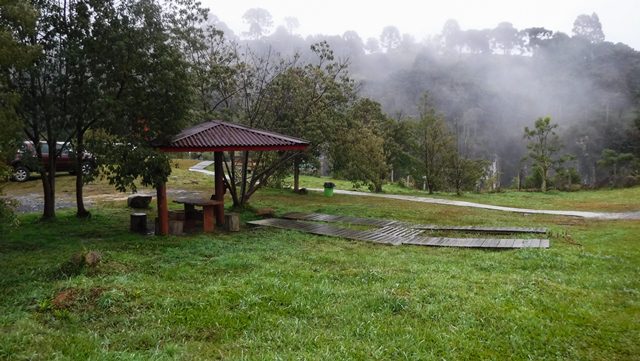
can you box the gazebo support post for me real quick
[214,151,225,225]
[293,154,300,192]
[156,182,169,236]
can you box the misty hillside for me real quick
[224,14,640,185]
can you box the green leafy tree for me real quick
[331,98,393,192]
[7,0,192,219]
[96,0,193,194]
[8,0,77,219]
[0,0,39,177]
[598,149,636,177]
[0,0,38,228]
[414,94,454,194]
[212,41,355,207]
[332,127,388,192]
[447,156,487,195]
[523,116,564,192]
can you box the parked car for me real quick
[11,141,95,182]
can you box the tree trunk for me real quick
[74,134,90,218]
[541,167,547,192]
[374,181,383,193]
[75,170,89,218]
[293,155,300,192]
[239,151,250,205]
[41,157,56,220]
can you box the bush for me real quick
[614,175,640,188]
[554,167,582,191]
[0,198,18,231]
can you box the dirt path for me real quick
[308,188,640,220]
[5,189,199,213]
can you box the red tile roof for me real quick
[157,121,309,152]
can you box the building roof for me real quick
[156,120,310,152]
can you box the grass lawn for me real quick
[1,182,639,360]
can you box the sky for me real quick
[202,0,640,50]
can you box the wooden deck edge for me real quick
[249,219,550,249]
[281,212,547,234]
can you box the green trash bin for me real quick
[323,182,335,197]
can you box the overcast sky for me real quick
[202,0,639,50]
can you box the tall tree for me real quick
[98,0,193,194]
[8,0,192,219]
[283,16,299,34]
[415,94,454,194]
[332,127,388,192]
[242,8,273,40]
[0,0,39,228]
[441,19,463,53]
[380,25,400,52]
[365,37,380,53]
[216,41,355,207]
[572,12,605,43]
[9,0,77,219]
[0,0,39,176]
[331,98,393,192]
[491,22,519,54]
[523,117,564,192]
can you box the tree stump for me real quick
[255,208,275,218]
[130,213,147,233]
[225,213,240,232]
[127,194,152,209]
[169,220,184,235]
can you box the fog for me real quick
[200,5,640,185]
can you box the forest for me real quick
[2,1,640,221]
[231,10,640,191]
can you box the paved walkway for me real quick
[184,161,639,221]
[307,188,640,220]
[188,160,215,175]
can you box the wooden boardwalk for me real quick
[248,218,550,249]
[282,212,548,234]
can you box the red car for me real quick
[11,141,95,182]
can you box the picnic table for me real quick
[173,198,223,233]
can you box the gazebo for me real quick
[154,120,310,235]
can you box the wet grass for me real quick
[1,188,639,360]
[289,175,640,212]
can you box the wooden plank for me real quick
[247,219,550,249]
[522,239,541,248]
[409,237,429,246]
[480,239,500,248]
[469,239,488,247]
[497,239,515,248]
[413,224,547,234]
[511,239,525,248]
[456,238,481,247]
[281,212,548,234]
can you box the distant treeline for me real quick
[226,10,640,188]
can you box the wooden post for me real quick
[202,205,215,233]
[214,151,225,226]
[293,154,300,192]
[130,213,147,234]
[156,182,169,236]
[225,213,240,231]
